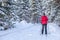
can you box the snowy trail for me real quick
[0,21,60,40]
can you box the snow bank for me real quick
[47,23,59,34]
[14,20,34,29]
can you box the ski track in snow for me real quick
[0,21,60,40]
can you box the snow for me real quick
[0,20,60,40]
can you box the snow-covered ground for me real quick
[0,20,60,40]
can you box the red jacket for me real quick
[40,16,48,24]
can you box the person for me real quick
[40,13,48,35]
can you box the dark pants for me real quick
[41,24,47,34]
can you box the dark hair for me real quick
[43,13,45,15]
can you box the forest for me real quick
[0,0,60,30]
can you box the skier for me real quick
[40,13,48,35]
